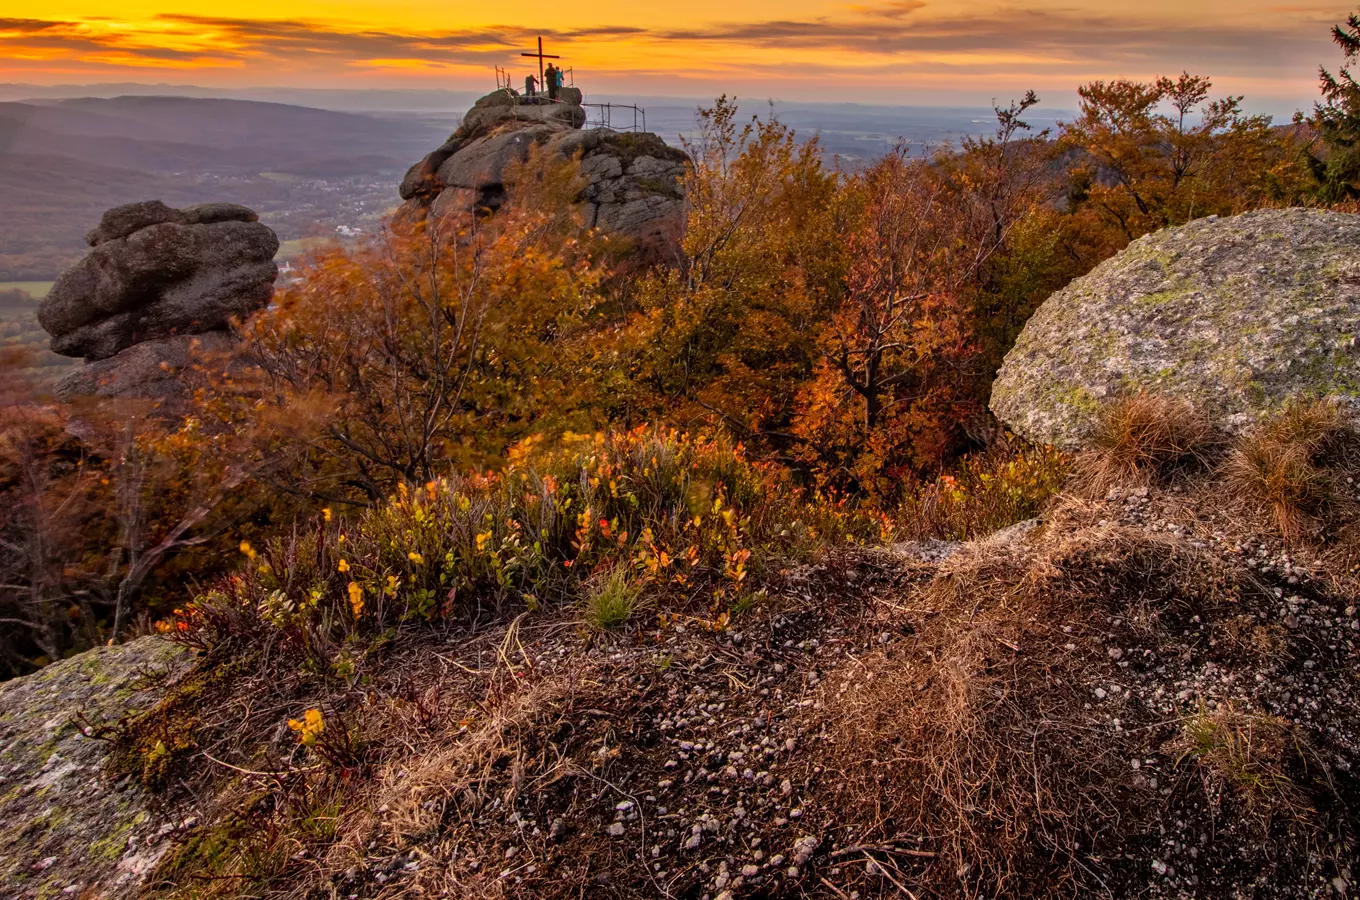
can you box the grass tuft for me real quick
[1077,393,1214,493]
[583,567,642,630]
[1176,704,1312,816]
[1223,401,1358,544]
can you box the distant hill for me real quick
[0,83,483,114]
[0,97,444,173]
[0,96,453,280]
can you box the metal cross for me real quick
[520,36,561,91]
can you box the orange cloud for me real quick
[0,2,1343,108]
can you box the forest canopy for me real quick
[0,60,1345,677]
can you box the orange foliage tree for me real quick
[0,346,277,673]
[624,97,848,462]
[235,153,607,506]
[1059,73,1306,243]
[790,149,977,497]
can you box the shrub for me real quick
[899,437,1071,540]
[583,567,642,630]
[165,427,885,660]
[1077,393,1214,492]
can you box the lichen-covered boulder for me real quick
[990,208,1360,448]
[0,638,194,899]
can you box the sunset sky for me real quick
[1,2,1352,111]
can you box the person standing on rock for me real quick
[525,74,537,97]
[545,63,560,101]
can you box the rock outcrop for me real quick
[0,637,193,899]
[39,200,278,405]
[991,208,1360,448]
[398,90,689,263]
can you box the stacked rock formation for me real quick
[39,200,279,404]
[398,89,689,262]
[990,208,1360,448]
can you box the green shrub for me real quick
[583,567,642,630]
[898,438,1071,540]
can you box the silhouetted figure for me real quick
[525,74,537,96]
[545,63,560,101]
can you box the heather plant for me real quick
[166,426,886,661]
[898,438,1071,540]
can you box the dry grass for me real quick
[1223,401,1360,544]
[1218,614,1294,665]
[324,678,582,898]
[1076,393,1215,493]
[120,464,1360,899]
[812,522,1291,896]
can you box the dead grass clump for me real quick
[1026,524,1246,626]
[326,676,582,898]
[1218,614,1294,665]
[813,526,1260,896]
[1224,401,1360,544]
[1076,393,1214,493]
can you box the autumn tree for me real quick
[1060,73,1299,242]
[238,151,606,505]
[788,149,978,496]
[625,97,848,459]
[938,92,1079,380]
[0,346,275,673]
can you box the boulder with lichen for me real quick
[0,637,194,899]
[991,208,1360,448]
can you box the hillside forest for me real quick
[9,28,1360,676]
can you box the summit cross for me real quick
[520,36,561,91]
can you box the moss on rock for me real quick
[991,209,1360,448]
[0,638,192,898]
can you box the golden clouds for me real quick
[0,2,1342,104]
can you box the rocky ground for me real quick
[3,467,1358,899]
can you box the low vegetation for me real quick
[1223,401,1360,543]
[168,426,887,664]
[1076,392,1215,492]
[8,10,1360,897]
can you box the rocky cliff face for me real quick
[991,208,1360,448]
[398,90,689,263]
[39,200,278,406]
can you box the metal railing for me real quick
[495,66,575,97]
[582,102,647,133]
